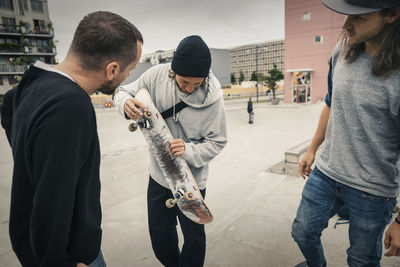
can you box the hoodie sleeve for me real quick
[114,65,160,118]
[182,99,227,168]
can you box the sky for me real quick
[47,0,285,62]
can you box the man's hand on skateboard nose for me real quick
[169,139,185,157]
[124,97,147,120]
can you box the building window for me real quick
[31,0,43,12]
[18,0,28,15]
[8,75,18,85]
[1,17,16,33]
[302,11,310,21]
[314,35,323,43]
[33,19,46,33]
[37,39,50,52]
[0,0,13,9]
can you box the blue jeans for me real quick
[89,250,106,267]
[248,112,253,122]
[292,167,396,267]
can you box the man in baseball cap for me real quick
[323,0,399,15]
[292,1,400,266]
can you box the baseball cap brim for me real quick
[322,0,382,15]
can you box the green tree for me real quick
[265,64,284,100]
[230,73,236,84]
[239,71,245,84]
[258,73,266,82]
[250,71,258,81]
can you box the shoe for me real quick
[393,206,399,213]
[294,261,307,267]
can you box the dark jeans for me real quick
[89,250,106,267]
[291,167,396,267]
[147,177,206,267]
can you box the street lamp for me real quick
[255,45,259,102]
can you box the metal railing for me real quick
[0,45,24,53]
[0,24,52,36]
[0,64,29,73]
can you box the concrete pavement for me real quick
[0,101,399,266]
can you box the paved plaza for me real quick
[0,100,399,266]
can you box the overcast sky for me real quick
[47,0,284,62]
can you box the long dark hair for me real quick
[341,8,400,77]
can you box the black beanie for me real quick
[171,35,212,78]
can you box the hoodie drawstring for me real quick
[173,81,179,122]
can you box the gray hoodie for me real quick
[114,63,227,189]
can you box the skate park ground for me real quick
[0,99,399,267]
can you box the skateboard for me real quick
[249,111,254,124]
[128,88,213,224]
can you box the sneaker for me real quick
[393,206,399,213]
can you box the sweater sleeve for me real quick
[114,65,159,118]
[182,99,228,168]
[0,87,17,145]
[29,97,93,266]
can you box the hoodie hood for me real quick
[175,66,223,109]
[114,63,227,190]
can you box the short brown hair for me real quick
[70,11,143,71]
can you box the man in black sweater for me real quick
[3,11,143,266]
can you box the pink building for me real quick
[284,0,344,104]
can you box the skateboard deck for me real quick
[250,111,254,124]
[128,88,213,224]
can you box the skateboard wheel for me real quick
[128,123,138,132]
[143,111,152,119]
[184,192,194,201]
[165,198,175,208]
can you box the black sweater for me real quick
[9,65,102,266]
[0,86,16,144]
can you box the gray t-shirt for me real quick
[317,43,400,198]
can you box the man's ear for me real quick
[385,8,400,24]
[105,61,120,80]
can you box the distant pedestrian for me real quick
[247,97,253,123]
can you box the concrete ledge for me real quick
[285,139,311,177]
[285,139,311,163]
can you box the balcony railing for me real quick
[37,47,54,53]
[0,24,18,34]
[0,24,53,36]
[0,64,29,74]
[0,45,24,53]
[0,44,56,55]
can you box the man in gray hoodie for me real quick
[292,1,400,266]
[114,35,227,267]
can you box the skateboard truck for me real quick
[165,186,194,208]
[128,110,153,132]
